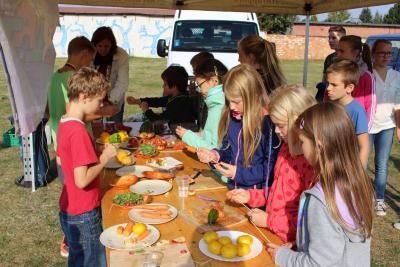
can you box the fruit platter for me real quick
[199,230,262,262]
[100,222,160,250]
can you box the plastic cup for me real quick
[176,176,189,197]
[141,251,164,267]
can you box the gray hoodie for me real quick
[275,183,371,267]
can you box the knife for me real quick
[191,170,202,180]
[197,195,220,203]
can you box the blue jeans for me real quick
[369,128,395,200]
[59,208,106,267]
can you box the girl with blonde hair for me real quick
[268,102,374,267]
[238,35,285,94]
[197,64,280,190]
[227,85,316,243]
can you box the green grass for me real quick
[0,58,398,266]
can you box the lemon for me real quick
[221,244,238,259]
[237,243,251,257]
[207,240,222,255]
[132,223,147,236]
[237,235,253,246]
[203,231,218,244]
[218,236,232,246]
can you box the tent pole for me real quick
[303,14,310,87]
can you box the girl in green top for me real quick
[176,59,227,149]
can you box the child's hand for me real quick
[175,126,187,138]
[266,242,293,262]
[247,208,268,227]
[215,162,236,179]
[127,96,141,105]
[226,189,250,204]
[140,101,149,112]
[100,144,118,164]
[197,147,218,163]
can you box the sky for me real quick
[317,4,394,20]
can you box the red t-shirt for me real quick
[56,118,100,215]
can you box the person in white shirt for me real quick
[370,39,400,216]
[91,26,129,123]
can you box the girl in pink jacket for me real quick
[227,85,316,243]
[336,35,376,130]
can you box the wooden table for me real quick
[101,150,281,267]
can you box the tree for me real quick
[257,14,296,34]
[310,15,318,22]
[373,11,383,24]
[325,10,351,22]
[359,8,372,23]
[383,3,400,24]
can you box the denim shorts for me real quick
[59,207,107,267]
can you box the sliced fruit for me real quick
[221,244,238,259]
[203,231,218,244]
[208,240,222,255]
[237,243,251,257]
[237,235,253,246]
[218,236,232,246]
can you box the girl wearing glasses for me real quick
[369,39,400,216]
[336,35,376,130]
[197,64,280,190]
[176,59,227,150]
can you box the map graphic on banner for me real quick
[0,0,58,135]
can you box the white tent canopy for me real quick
[59,0,397,15]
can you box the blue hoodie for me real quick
[213,115,280,190]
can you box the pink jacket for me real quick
[352,70,376,131]
[247,144,314,243]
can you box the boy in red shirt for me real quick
[57,67,117,267]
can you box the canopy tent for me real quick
[59,0,397,15]
[0,0,398,191]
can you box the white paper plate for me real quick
[146,157,183,170]
[198,231,263,262]
[105,150,133,169]
[116,165,154,177]
[100,223,159,251]
[128,203,178,224]
[130,180,172,195]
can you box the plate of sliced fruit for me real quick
[100,222,160,250]
[105,149,135,169]
[199,230,262,262]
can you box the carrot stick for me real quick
[131,205,170,211]
[138,211,172,219]
[123,221,134,236]
[137,229,150,241]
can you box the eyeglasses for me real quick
[195,79,208,91]
[375,51,393,58]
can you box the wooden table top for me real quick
[101,150,281,267]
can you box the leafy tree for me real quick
[383,3,400,24]
[257,14,296,34]
[311,15,318,22]
[325,10,351,22]
[359,8,372,23]
[373,11,383,24]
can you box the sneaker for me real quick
[394,221,400,230]
[375,200,387,216]
[60,237,69,258]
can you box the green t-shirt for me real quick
[47,71,92,149]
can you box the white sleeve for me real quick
[109,48,129,104]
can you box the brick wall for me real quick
[266,34,332,60]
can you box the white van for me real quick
[157,10,260,75]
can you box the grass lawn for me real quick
[0,58,399,266]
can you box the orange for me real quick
[132,223,147,236]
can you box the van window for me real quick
[172,20,258,53]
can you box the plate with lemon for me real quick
[100,222,160,250]
[199,230,262,262]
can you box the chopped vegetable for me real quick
[208,208,219,225]
[113,192,144,207]
[109,133,122,143]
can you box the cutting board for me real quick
[189,170,226,191]
[179,200,247,233]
